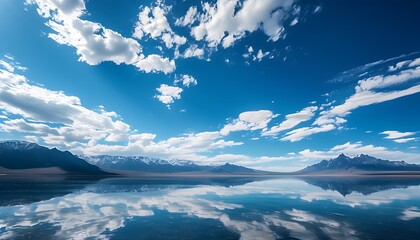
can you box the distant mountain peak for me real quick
[298,154,420,173]
[0,140,41,151]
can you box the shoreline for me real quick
[2,172,420,178]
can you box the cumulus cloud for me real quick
[176,45,205,59]
[0,68,131,147]
[220,110,278,136]
[0,65,242,160]
[26,0,176,74]
[155,84,183,107]
[174,74,198,87]
[154,74,197,107]
[189,0,299,48]
[133,5,187,49]
[78,131,243,160]
[134,54,175,74]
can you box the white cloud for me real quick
[263,106,318,136]
[289,18,298,26]
[243,47,270,62]
[174,74,198,87]
[0,60,14,72]
[78,131,243,160]
[0,66,243,160]
[190,0,299,48]
[325,85,420,119]
[356,66,420,92]
[24,135,39,143]
[155,84,183,107]
[299,55,420,141]
[388,60,410,72]
[314,6,322,13]
[255,50,270,61]
[393,138,416,143]
[220,110,278,136]
[135,54,175,74]
[400,207,420,221]
[133,6,171,39]
[175,6,198,26]
[408,57,420,67]
[0,69,131,146]
[281,124,335,142]
[133,5,186,49]
[0,55,27,73]
[0,118,58,135]
[381,130,415,139]
[26,0,176,74]
[177,45,205,59]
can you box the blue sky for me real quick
[0,0,419,171]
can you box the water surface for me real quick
[1,176,420,240]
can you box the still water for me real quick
[0,176,420,240]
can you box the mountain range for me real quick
[298,153,420,173]
[0,141,260,175]
[80,155,261,174]
[0,141,419,176]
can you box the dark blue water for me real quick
[1,176,420,240]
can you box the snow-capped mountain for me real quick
[298,154,420,173]
[80,155,207,173]
[0,140,41,152]
[80,155,263,174]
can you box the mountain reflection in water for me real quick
[0,177,420,240]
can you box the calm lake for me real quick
[1,176,420,240]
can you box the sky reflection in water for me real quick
[0,177,420,240]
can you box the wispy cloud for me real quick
[220,110,278,136]
[381,130,417,143]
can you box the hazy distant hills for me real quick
[298,153,420,174]
[80,155,261,174]
[0,141,109,175]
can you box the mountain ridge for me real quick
[298,153,420,173]
[80,155,261,174]
[0,141,110,176]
